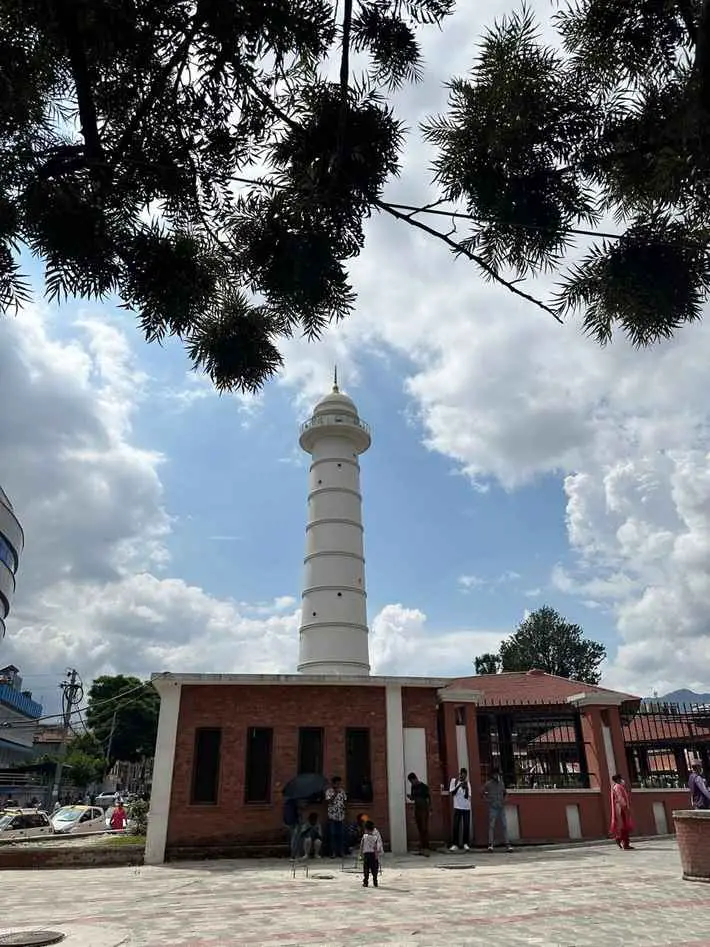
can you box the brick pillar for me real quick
[603,707,631,785]
[581,707,612,827]
[441,702,458,844]
[464,706,484,846]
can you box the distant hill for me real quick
[659,689,710,704]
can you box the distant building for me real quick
[0,485,22,641]
[32,724,66,758]
[0,665,43,770]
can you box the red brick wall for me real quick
[674,811,710,880]
[630,790,685,836]
[167,684,388,850]
[401,687,448,844]
[508,791,606,841]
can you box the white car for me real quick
[51,805,106,834]
[0,808,53,841]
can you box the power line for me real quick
[1,678,161,731]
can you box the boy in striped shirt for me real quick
[360,820,383,887]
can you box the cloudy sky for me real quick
[2,0,710,710]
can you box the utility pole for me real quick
[50,668,83,806]
[105,708,118,768]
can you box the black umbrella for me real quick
[282,773,330,801]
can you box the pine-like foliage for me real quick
[3,1,710,390]
[424,0,710,346]
[0,0,452,391]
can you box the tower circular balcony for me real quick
[299,412,371,454]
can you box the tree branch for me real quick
[243,76,300,131]
[696,0,710,113]
[375,199,564,324]
[677,0,698,44]
[109,22,203,166]
[53,0,103,165]
[336,0,354,170]
[386,201,624,240]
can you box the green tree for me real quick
[0,0,454,392]
[496,605,607,685]
[424,1,710,348]
[3,2,706,395]
[473,652,501,675]
[61,732,105,787]
[64,748,104,788]
[66,730,103,758]
[85,675,159,765]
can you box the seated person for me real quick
[300,812,323,859]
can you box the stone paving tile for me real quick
[2,840,710,946]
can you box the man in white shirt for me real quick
[449,767,472,851]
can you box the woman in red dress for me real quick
[610,774,634,850]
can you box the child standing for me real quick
[360,819,383,887]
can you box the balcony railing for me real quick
[300,414,371,436]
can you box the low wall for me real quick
[631,789,686,836]
[468,788,685,845]
[0,845,144,870]
[474,790,606,844]
[164,789,685,859]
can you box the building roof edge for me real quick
[149,672,450,688]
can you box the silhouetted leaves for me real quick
[0,0,448,391]
[424,0,710,347]
[4,0,710,384]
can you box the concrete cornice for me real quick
[150,672,449,689]
[566,691,629,707]
[437,688,485,703]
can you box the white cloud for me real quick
[0,306,301,688]
[3,0,709,704]
[371,604,505,678]
[458,571,521,592]
[0,306,493,698]
[458,575,486,590]
[275,1,710,697]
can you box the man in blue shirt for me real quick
[689,763,710,809]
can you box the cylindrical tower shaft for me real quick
[298,381,371,675]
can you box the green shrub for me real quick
[128,798,149,835]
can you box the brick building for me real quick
[144,380,701,863]
[144,668,701,863]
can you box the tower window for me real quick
[191,728,221,805]
[245,727,273,803]
[298,727,324,775]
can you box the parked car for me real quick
[0,808,53,841]
[50,805,106,835]
[94,791,131,809]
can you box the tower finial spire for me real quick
[333,364,339,391]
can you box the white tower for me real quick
[298,370,371,675]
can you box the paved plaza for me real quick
[2,839,710,946]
